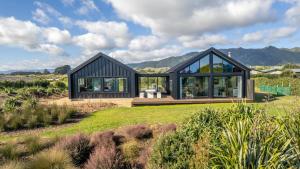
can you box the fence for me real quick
[259,85,291,96]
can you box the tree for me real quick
[54,65,71,74]
[43,69,50,74]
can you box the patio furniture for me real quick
[145,89,156,98]
[139,92,145,98]
[157,92,162,98]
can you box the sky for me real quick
[0,0,300,71]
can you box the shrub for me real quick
[0,143,19,161]
[53,81,66,90]
[90,131,115,148]
[0,161,25,169]
[26,148,75,169]
[122,140,141,163]
[125,125,153,140]
[55,134,92,166]
[3,97,22,111]
[84,145,124,169]
[149,132,193,169]
[189,132,210,169]
[158,123,176,134]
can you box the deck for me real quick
[132,96,253,106]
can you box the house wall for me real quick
[69,56,136,99]
[170,51,251,100]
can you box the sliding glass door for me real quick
[213,76,242,98]
[180,76,209,99]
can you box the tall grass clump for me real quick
[211,118,294,168]
[149,103,299,169]
[0,103,77,131]
[26,148,75,169]
[0,143,19,161]
[0,161,25,169]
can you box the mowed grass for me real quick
[0,96,299,142]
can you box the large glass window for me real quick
[158,77,167,93]
[104,78,115,92]
[213,55,223,73]
[116,78,127,92]
[78,77,101,92]
[180,76,209,99]
[139,77,148,92]
[200,55,210,73]
[213,55,242,73]
[78,77,127,93]
[190,60,200,73]
[138,77,167,93]
[180,55,210,74]
[213,76,242,98]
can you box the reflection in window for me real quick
[116,78,127,92]
[180,76,209,99]
[92,78,101,91]
[190,60,200,73]
[148,77,157,90]
[213,76,242,98]
[79,78,101,92]
[139,77,148,92]
[158,77,167,93]
[180,66,190,73]
[180,55,210,74]
[213,55,223,73]
[104,78,115,92]
[79,77,127,93]
[213,55,242,73]
[138,77,167,93]
[200,55,210,73]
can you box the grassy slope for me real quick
[1,96,299,142]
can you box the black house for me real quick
[69,48,253,100]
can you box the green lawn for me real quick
[0,96,299,142]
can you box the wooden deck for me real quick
[132,96,253,106]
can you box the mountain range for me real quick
[128,46,300,68]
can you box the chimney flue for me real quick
[228,51,232,58]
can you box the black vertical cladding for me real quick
[68,53,137,99]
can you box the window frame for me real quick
[78,76,128,94]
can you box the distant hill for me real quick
[128,46,300,68]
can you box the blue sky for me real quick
[0,0,299,71]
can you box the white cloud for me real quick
[75,20,130,49]
[110,45,182,63]
[43,27,72,44]
[32,8,50,24]
[58,16,73,26]
[178,34,228,49]
[77,0,99,15]
[62,0,75,6]
[129,35,165,51]
[73,33,112,52]
[34,1,61,17]
[107,0,275,36]
[0,17,68,56]
[285,2,300,25]
[242,32,264,42]
[242,27,297,43]
[38,44,66,56]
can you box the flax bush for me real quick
[149,103,299,169]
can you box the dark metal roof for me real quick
[167,47,251,73]
[69,52,138,75]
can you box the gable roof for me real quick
[167,47,250,73]
[69,52,138,75]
